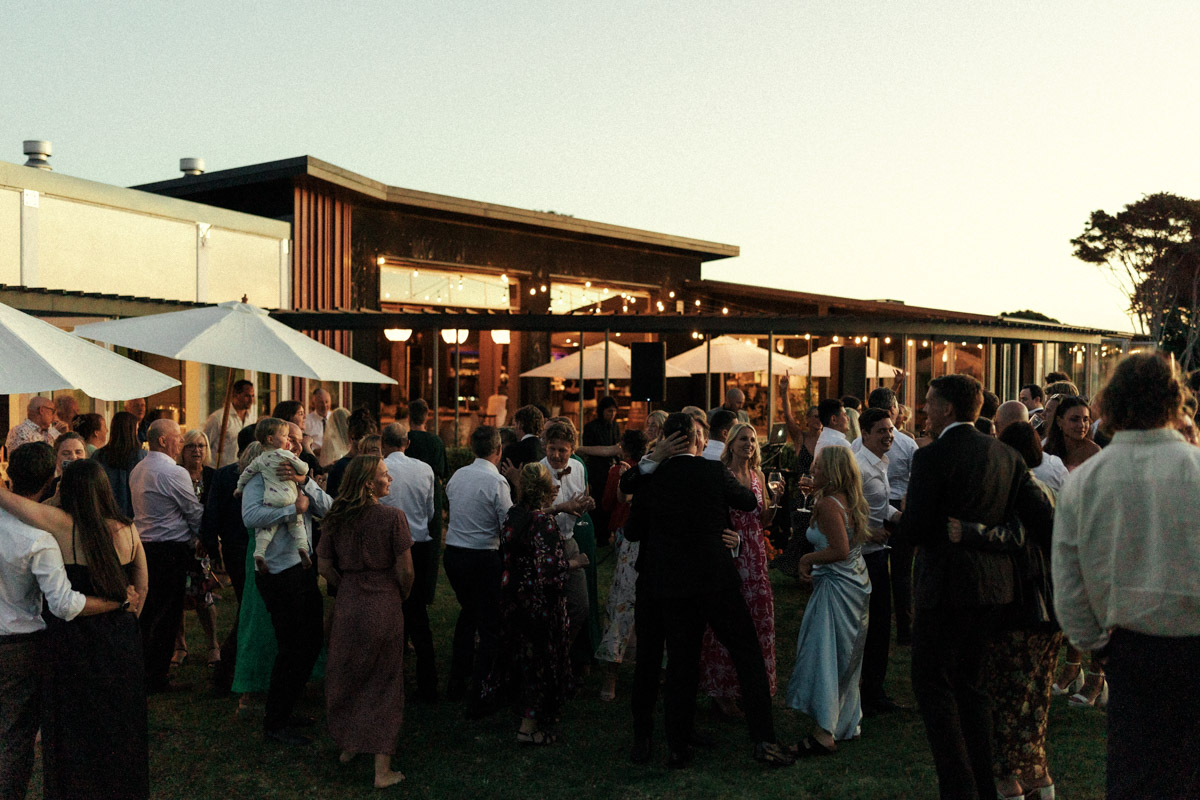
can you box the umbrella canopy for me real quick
[74,300,396,384]
[666,335,804,376]
[794,344,903,379]
[521,341,691,380]
[0,302,181,400]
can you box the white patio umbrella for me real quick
[799,344,903,379]
[75,299,396,464]
[521,341,691,380]
[666,335,804,375]
[0,301,180,400]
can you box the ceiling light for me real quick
[384,329,412,342]
[490,330,510,345]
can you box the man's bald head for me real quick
[724,387,745,412]
[993,400,1029,436]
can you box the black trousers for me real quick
[402,540,439,699]
[442,546,502,696]
[1106,628,1200,800]
[911,603,999,800]
[661,587,775,753]
[212,543,247,691]
[0,634,42,800]
[255,563,323,732]
[630,580,666,740]
[861,549,893,703]
[890,539,915,641]
[139,541,192,690]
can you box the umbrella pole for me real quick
[807,339,813,408]
[454,339,460,446]
[705,335,711,410]
[215,366,234,467]
[767,332,774,431]
[578,330,584,434]
[431,331,439,443]
[603,329,610,398]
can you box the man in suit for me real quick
[501,405,545,470]
[897,374,1052,799]
[630,412,793,768]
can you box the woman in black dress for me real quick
[93,411,146,518]
[0,459,148,800]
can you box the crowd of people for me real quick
[2,352,1200,798]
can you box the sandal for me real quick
[788,735,837,758]
[753,741,796,767]
[516,729,558,746]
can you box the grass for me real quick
[29,543,1107,799]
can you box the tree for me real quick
[1071,193,1200,370]
[1000,309,1061,323]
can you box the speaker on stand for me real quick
[630,342,667,403]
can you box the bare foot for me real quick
[374,770,405,788]
[299,550,312,569]
[339,750,356,764]
[254,555,268,574]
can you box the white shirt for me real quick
[813,427,851,459]
[1053,428,1200,651]
[0,508,86,634]
[304,411,328,452]
[130,451,203,544]
[203,408,257,468]
[701,439,725,461]
[543,456,587,540]
[852,428,917,501]
[445,458,512,550]
[853,446,900,556]
[1032,453,1069,493]
[380,450,435,543]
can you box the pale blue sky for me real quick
[6,1,1199,332]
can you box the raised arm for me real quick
[779,373,804,445]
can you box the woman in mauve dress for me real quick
[317,455,414,789]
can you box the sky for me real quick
[6,1,1200,333]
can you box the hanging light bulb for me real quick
[441,329,469,344]
[540,285,547,293]
[490,330,511,345]
[585,281,592,288]
[376,256,387,266]
[694,299,701,307]
[722,307,729,315]
[832,336,840,343]
[884,337,891,344]
[804,333,811,341]
[529,288,537,296]
[907,339,915,346]
[384,329,412,342]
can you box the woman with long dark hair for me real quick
[317,455,414,789]
[0,458,149,799]
[93,411,146,517]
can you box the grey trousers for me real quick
[561,537,589,653]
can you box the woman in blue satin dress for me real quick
[785,445,872,757]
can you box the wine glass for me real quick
[767,470,784,509]
[798,471,814,505]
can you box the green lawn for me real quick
[31,544,1107,799]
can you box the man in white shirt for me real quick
[0,443,129,800]
[703,409,736,460]
[203,379,257,468]
[379,423,439,702]
[303,388,332,457]
[130,418,203,693]
[443,425,512,711]
[4,396,60,453]
[541,421,597,672]
[813,398,852,459]
[853,409,905,716]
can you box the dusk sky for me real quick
[6,1,1199,333]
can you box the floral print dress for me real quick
[699,473,777,697]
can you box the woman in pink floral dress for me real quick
[700,422,779,716]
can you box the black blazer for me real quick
[625,456,756,599]
[896,424,1050,609]
[502,435,544,470]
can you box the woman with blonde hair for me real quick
[784,445,871,757]
[700,422,779,716]
[319,407,352,468]
[317,455,414,788]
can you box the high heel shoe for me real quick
[1068,676,1108,709]
[1051,662,1083,696]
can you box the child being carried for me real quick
[235,418,311,574]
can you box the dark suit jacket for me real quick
[200,463,247,568]
[502,435,545,470]
[896,423,1049,609]
[625,455,756,599]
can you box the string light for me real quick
[669,291,676,298]
[529,288,536,296]
[884,337,891,344]
[540,285,547,293]
[804,333,811,341]
[922,340,929,347]
[832,336,839,343]
[376,256,386,266]
[907,340,915,346]
[694,299,701,307]
[585,281,591,288]
[722,307,729,315]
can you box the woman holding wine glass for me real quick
[698,422,779,717]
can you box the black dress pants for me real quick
[212,543,246,690]
[255,563,323,732]
[140,541,192,690]
[661,587,775,753]
[911,603,999,800]
[861,549,893,703]
[890,538,915,642]
[1106,628,1200,800]
[442,546,502,696]
[402,540,439,699]
[630,580,666,740]
[0,634,42,800]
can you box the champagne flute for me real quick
[798,471,814,505]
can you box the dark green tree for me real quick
[1071,192,1200,369]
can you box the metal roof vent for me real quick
[180,157,206,176]
[23,140,52,170]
